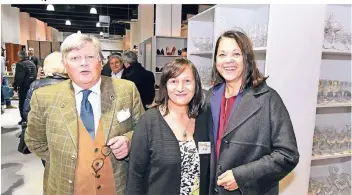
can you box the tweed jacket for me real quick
[25,76,145,195]
[206,82,299,195]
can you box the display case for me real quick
[309,4,351,195]
[139,36,187,101]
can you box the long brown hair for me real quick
[212,30,265,89]
[155,58,203,118]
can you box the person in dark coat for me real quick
[127,58,210,195]
[206,30,299,195]
[13,50,37,125]
[121,51,155,110]
[20,52,68,166]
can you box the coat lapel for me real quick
[223,87,267,138]
[58,81,79,149]
[210,83,225,144]
[100,77,118,142]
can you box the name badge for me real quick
[198,142,211,154]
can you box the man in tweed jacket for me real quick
[25,33,144,195]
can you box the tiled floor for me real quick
[1,101,44,195]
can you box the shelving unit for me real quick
[139,36,187,102]
[309,4,351,195]
[312,153,352,161]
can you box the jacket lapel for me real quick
[100,77,118,142]
[58,81,78,149]
[223,84,269,138]
[210,83,225,144]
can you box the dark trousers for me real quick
[18,87,29,121]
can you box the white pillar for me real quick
[138,4,154,42]
[155,4,181,37]
[130,19,139,48]
[264,4,326,195]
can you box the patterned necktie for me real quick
[80,89,95,139]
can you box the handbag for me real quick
[18,122,31,154]
[1,85,14,99]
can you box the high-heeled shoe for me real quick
[171,46,176,55]
[161,49,165,55]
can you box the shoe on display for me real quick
[157,49,161,55]
[161,49,165,55]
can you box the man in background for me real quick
[181,47,187,58]
[13,50,37,125]
[122,51,155,110]
[101,52,124,79]
[28,48,42,78]
[1,47,16,112]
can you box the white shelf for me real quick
[317,102,352,108]
[311,153,352,161]
[155,72,162,74]
[156,55,181,57]
[322,49,351,56]
[188,6,215,22]
[189,51,213,56]
[253,47,267,53]
[155,89,159,91]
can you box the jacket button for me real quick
[71,155,76,160]
[223,140,229,144]
[96,174,100,178]
[68,180,72,184]
[94,148,99,153]
[97,185,101,190]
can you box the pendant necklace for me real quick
[182,118,191,141]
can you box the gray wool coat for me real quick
[205,82,300,195]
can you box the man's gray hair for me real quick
[108,52,123,62]
[60,33,103,63]
[122,51,138,64]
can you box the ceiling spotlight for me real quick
[96,22,100,27]
[90,7,97,14]
[47,4,55,11]
[77,30,81,34]
[65,20,71,25]
[100,32,104,36]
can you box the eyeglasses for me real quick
[91,145,112,177]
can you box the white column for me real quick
[155,4,181,37]
[138,4,154,42]
[264,4,326,195]
[130,19,139,48]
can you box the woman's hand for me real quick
[217,170,239,191]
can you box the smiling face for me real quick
[109,56,123,74]
[167,65,195,107]
[215,37,244,84]
[64,42,102,89]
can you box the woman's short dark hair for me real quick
[212,30,265,89]
[156,57,203,118]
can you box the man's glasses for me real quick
[91,145,112,177]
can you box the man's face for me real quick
[181,51,187,58]
[28,49,34,56]
[64,43,102,89]
[109,56,123,73]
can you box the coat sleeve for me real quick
[23,81,37,122]
[13,63,25,88]
[126,113,150,195]
[24,90,49,160]
[122,82,145,141]
[232,90,300,195]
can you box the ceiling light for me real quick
[47,4,55,11]
[65,20,71,25]
[90,7,97,14]
[100,32,104,36]
[96,22,100,27]
[77,30,81,34]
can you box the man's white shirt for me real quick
[72,78,102,134]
